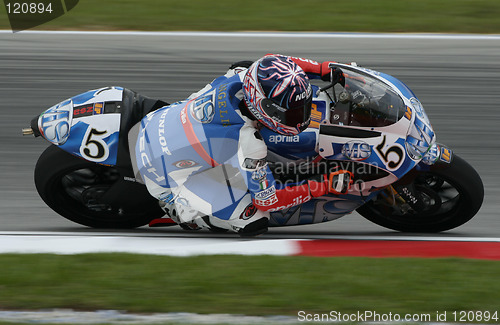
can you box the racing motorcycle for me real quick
[23,62,484,233]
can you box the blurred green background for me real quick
[1,254,500,317]
[1,0,500,33]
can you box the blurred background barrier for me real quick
[1,0,500,33]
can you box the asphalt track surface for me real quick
[0,31,499,239]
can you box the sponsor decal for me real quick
[404,106,412,120]
[246,101,264,120]
[309,103,324,129]
[295,91,308,101]
[358,67,381,76]
[255,185,276,200]
[138,125,166,184]
[243,158,266,169]
[421,143,439,165]
[410,97,424,115]
[267,195,311,212]
[290,56,319,66]
[158,191,174,204]
[341,140,371,161]
[180,106,188,124]
[40,99,73,145]
[240,203,258,220]
[269,135,300,144]
[298,117,311,130]
[93,102,104,115]
[251,166,267,180]
[410,97,432,125]
[73,104,94,118]
[259,179,269,190]
[440,147,452,163]
[255,194,278,207]
[158,110,171,155]
[217,84,231,127]
[406,115,435,161]
[190,93,215,123]
[173,160,198,169]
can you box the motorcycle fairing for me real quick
[331,64,437,163]
[317,119,410,194]
[269,193,371,226]
[316,64,438,187]
[37,87,123,165]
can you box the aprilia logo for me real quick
[269,135,300,144]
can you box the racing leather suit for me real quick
[135,55,336,233]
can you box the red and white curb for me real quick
[0,232,499,324]
[1,232,500,260]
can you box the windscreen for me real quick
[331,68,406,127]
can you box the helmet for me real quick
[243,55,313,136]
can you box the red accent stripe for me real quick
[180,105,219,167]
[296,240,500,260]
[148,218,177,227]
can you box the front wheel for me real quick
[35,145,163,228]
[357,154,484,232]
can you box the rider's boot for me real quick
[238,217,269,237]
[205,201,270,237]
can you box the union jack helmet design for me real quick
[243,55,313,136]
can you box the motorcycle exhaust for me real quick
[21,116,41,137]
[22,127,34,136]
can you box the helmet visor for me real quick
[261,96,313,131]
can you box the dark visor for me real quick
[261,96,312,129]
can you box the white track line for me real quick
[0,231,499,256]
[1,30,500,40]
[0,234,299,256]
[1,231,500,242]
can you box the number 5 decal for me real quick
[80,127,109,162]
[375,135,404,170]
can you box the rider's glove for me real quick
[327,170,354,195]
[321,66,346,87]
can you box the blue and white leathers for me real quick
[135,69,271,230]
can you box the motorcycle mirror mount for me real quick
[318,66,346,106]
[319,80,341,108]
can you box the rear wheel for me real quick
[357,154,483,232]
[35,145,163,228]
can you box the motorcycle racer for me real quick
[137,54,351,236]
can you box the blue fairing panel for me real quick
[38,87,124,165]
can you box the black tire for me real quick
[35,145,163,228]
[357,154,484,232]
